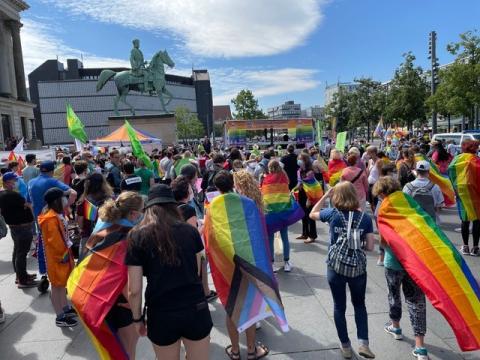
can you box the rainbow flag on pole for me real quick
[67,225,130,360]
[448,153,480,221]
[378,191,480,351]
[415,154,455,207]
[261,173,304,234]
[84,199,99,222]
[204,193,288,333]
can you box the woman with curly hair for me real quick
[232,170,263,210]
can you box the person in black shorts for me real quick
[126,184,212,359]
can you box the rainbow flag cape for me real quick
[448,153,480,221]
[415,154,455,207]
[261,173,304,234]
[84,199,99,222]
[378,191,480,351]
[302,176,323,204]
[204,193,289,333]
[327,159,346,187]
[67,225,130,360]
[53,163,65,182]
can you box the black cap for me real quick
[144,184,177,209]
[44,187,67,204]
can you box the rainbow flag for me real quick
[53,163,65,182]
[378,191,480,351]
[415,154,455,207]
[327,159,346,187]
[302,176,323,204]
[448,153,480,221]
[204,193,288,333]
[261,173,304,234]
[84,199,99,222]
[67,225,130,360]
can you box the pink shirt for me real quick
[341,166,368,201]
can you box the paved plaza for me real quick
[0,206,479,360]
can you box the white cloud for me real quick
[22,18,130,77]
[40,0,325,57]
[210,67,320,105]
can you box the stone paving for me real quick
[0,206,479,359]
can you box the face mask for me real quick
[297,160,304,167]
[61,197,69,208]
[131,213,144,225]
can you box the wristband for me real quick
[132,315,144,323]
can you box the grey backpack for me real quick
[406,181,436,219]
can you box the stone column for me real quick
[6,20,28,102]
[0,20,12,97]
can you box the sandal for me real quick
[225,345,241,360]
[247,342,269,359]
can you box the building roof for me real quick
[213,105,232,122]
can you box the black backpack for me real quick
[406,181,436,220]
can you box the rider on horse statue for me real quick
[130,39,151,94]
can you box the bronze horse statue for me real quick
[96,50,175,115]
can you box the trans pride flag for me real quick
[415,154,455,207]
[448,153,480,221]
[378,191,480,351]
[67,225,130,360]
[261,173,304,234]
[204,193,289,333]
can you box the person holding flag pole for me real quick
[66,103,88,152]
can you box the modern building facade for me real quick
[324,82,358,106]
[28,59,213,145]
[303,105,325,120]
[267,100,301,119]
[0,0,35,149]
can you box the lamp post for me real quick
[429,31,439,134]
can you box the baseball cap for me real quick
[416,160,430,171]
[40,161,55,172]
[144,184,177,209]
[2,172,18,182]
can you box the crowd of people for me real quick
[0,133,478,360]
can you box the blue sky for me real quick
[21,0,480,111]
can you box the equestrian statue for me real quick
[96,39,175,115]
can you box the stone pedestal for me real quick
[27,139,42,150]
[108,113,177,145]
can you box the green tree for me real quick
[231,89,265,119]
[324,87,353,132]
[175,106,205,143]
[213,123,224,137]
[385,52,429,130]
[428,30,480,127]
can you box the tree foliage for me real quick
[231,89,266,119]
[385,52,429,129]
[175,106,205,143]
[427,30,480,124]
[348,78,386,132]
[324,87,353,132]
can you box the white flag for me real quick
[74,138,84,152]
[13,138,24,152]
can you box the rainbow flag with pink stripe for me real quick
[261,173,304,234]
[84,199,99,222]
[448,153,480,221]
[415,154,455,207]
[378,191,480,351]
[205,193,289,333]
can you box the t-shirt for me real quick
[71,177,86,198]
[0,190,34,225]
[319,208,373,246]
[120,175,142,192]
[281,153,299,190]
[135,168,153,196]
[178,203,196,222]
[22,166,40,184]
[125,223,205,310]
[27,174,70,217]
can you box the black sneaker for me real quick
[37,276,50,294]
[63,308,77,318]
[205,290,218,302]
[56,316,78,327]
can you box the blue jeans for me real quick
[268,227,290,261]
[327,268,369,346]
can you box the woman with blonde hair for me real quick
[232,170,263,210]
[310,182,375,359]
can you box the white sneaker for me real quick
[284,261,292,272]
[340,346,352,359]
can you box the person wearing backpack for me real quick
[310,182,375,359]
[373,176,430,360]
[403,160,444,223]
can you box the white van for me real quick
[431,132,480,145]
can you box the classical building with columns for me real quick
[0,0,35,149]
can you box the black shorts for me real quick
[105,304,133,330]
[147,301,213,346]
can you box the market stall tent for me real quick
[91,124,162,147]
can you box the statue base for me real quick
[108,113,177,145]
[27,139,43,150]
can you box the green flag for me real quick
[124,120,152,169]
[66,104,88,143]
[316,119,323,148]
[335,131,347,151]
